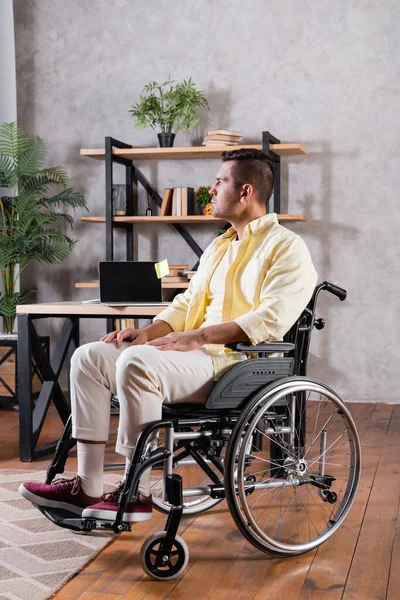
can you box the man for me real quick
[19,148,317,522]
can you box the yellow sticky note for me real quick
[155,259,169,278]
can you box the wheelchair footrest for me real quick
[35,505,132,533]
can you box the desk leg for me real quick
[67,318,79,409]
[18,315,78,462]
[18,314,34,461]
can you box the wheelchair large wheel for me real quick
[225,376,361,556]
[150,424,225,516]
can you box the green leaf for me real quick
[0,120,88,321]
[130,76,209,133]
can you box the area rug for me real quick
[0,469,121,600]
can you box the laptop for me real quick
[82,261,170,306]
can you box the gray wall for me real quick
[14,0,400,402]
[0,0,17,128]
[1,0,17,300]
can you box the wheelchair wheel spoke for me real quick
[151,422,227,516]
[271,487,297,539]
[254,428,295,460]
[225,380,361,555]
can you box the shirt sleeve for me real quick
[152,242,214,332]
[234,236,318,344]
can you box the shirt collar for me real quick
[221,213,278,239]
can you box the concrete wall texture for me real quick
[1,0,17,299]
[13,0,400,402]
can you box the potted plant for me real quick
[129,76,209,147]
[195,185,212,215]
[0,121,88,334]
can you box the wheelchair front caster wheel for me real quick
[140,530,189,580]
[322,490,337,504]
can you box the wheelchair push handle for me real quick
[323,281,347,301]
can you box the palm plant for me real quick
[0,122,87,333]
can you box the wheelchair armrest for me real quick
[225,342,295,354]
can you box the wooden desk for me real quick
[16,302,168,461]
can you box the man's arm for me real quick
[142,319,173,340]
[199,321,250,345]
[146,320,249,351]
[147,235,316,351]
[234,236,317,344]
[101,317,174,348]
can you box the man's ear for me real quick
[240,184,253,202]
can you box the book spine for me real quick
[181,187,187,216]
[204,134,241,142]
[160,188,172,216]
[171,188,177,216]
[186,187,195,215]
[202,141,239,146]
[176,187,182,216]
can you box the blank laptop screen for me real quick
[99,262,163,303]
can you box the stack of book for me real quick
[162,264,189,287]
[202,129,242,146]
[160,187,195,216]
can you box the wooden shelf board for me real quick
[81,214,308,224]
[75,281,189,289]
[75,282,99,288]
[161,282,189,289]
[80,143,307,161]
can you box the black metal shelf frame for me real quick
[104,131,283,264]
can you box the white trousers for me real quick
[69,341,215,458]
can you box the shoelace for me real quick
[53,476,82,496]
[101,482,124,503]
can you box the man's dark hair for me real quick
[221,148,274,204]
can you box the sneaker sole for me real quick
[82,507,152,522]
[18,484,84,516]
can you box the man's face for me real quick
[209,161,242,220]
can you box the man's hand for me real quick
[101,328,148,349]
[146,330,206,352]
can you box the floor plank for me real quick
[1,400,399,599]
[297,445,380,599]
[343,444,400,599]
[361,403,394,447]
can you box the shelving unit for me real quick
[78,132,308,299]
[80,143,307,161]
[81,214,307,224]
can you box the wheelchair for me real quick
[37,281,361,581]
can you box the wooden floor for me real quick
[1,401,399,600]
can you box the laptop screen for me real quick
[99,262,163,303]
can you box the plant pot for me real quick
[158,133,175,148]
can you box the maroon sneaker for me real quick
[18,476,100,515]
[82,484,152,522]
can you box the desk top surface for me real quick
[16,302,170,316]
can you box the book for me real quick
[176,187,182,216]
[171,187,182,216]
[202,140,239,146]
[204,133,241,142]
[181,187,195,216]
[162,276,189,283]
[169,264,189,276]
[206,129,242,136]
[160,188,173,216]
[183,270,197,280]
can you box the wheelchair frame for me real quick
[36,281,362,580]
